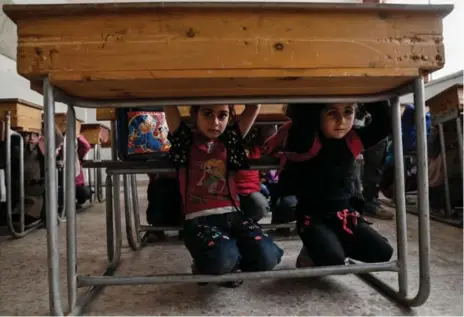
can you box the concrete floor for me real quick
[0,193,462,316]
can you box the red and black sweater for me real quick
[266,101,391,214]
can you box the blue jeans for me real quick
[184,212,283,275]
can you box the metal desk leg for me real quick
[86,154,94,204]
[124,174,142,250]
[391,96,408,297]
[357,77,431,307]
[130,174,141,244]
[411,76,432,306]
[43,78,64,316]
[438,123,452,217]
[4,114,36,238]
[456,117,463,184]
[65,106,78,313]
[95,144,105,203]
[108,121,122,264]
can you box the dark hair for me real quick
[286,103,326,125]
[189,105,237,123]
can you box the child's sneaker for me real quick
[296,246,314,268]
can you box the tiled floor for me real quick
[0,193,462,316]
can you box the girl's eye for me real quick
[326,110,337,117]
[344,109,354,116]
[219,114,228,120]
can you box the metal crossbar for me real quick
[41,77,432,316]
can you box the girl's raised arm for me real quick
[236,104,261,137]
[163,105,182,134]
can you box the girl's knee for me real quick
[240,238,283,271]
[196,242,240,275]
[358,223,394,262]
[376,239,394,262]
[258,239,284,270]
[246,192,270,221]
[310,248,346,266]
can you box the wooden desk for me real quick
[178,104,286,122]
[80,123,110,145]
[54,113,83,135]
[96,108,116,121]
[4,2,451,100]
[427,84,463,120]
[97,104,287,123]
[0,98,43,134]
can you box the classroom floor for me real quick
[0,189,462,316]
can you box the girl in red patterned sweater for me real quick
[164,104,283,282]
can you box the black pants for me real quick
[362,138,388,207]
[184,212,283,275]
[297,210,393,266]
[76,185,92,205]
[146,177,182,226]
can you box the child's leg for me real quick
[76,185,92,205]
[346,221,393,263]
[326,212,393,263]
[297,215,346,266]
[260,183,270,198]
[233,214,283,271]
[183,219,240,275]
[272,195,297,223]
[239,192,270,222]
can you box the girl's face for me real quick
[320,103,355,139]
[24,132,39,145]
[196,105,230,139]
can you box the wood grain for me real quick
[4,2,451,99]
[426,84,463,116]
[0,99,43,133]
[80,123,110,145]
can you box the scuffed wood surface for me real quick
[80,123,110,145]
[0,98,43,133]
[4,2,452,99]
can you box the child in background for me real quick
[266,102,393,267]
[164,104,283,284]
[145,171,183,240]
[75,134,93,206]
[235,125,276,222]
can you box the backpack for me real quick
[264,121,364,172]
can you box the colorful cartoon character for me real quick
[127,112,171,154]
[197,159,227,193]
[153,124,171,152]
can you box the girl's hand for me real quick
[237,104,261,138]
